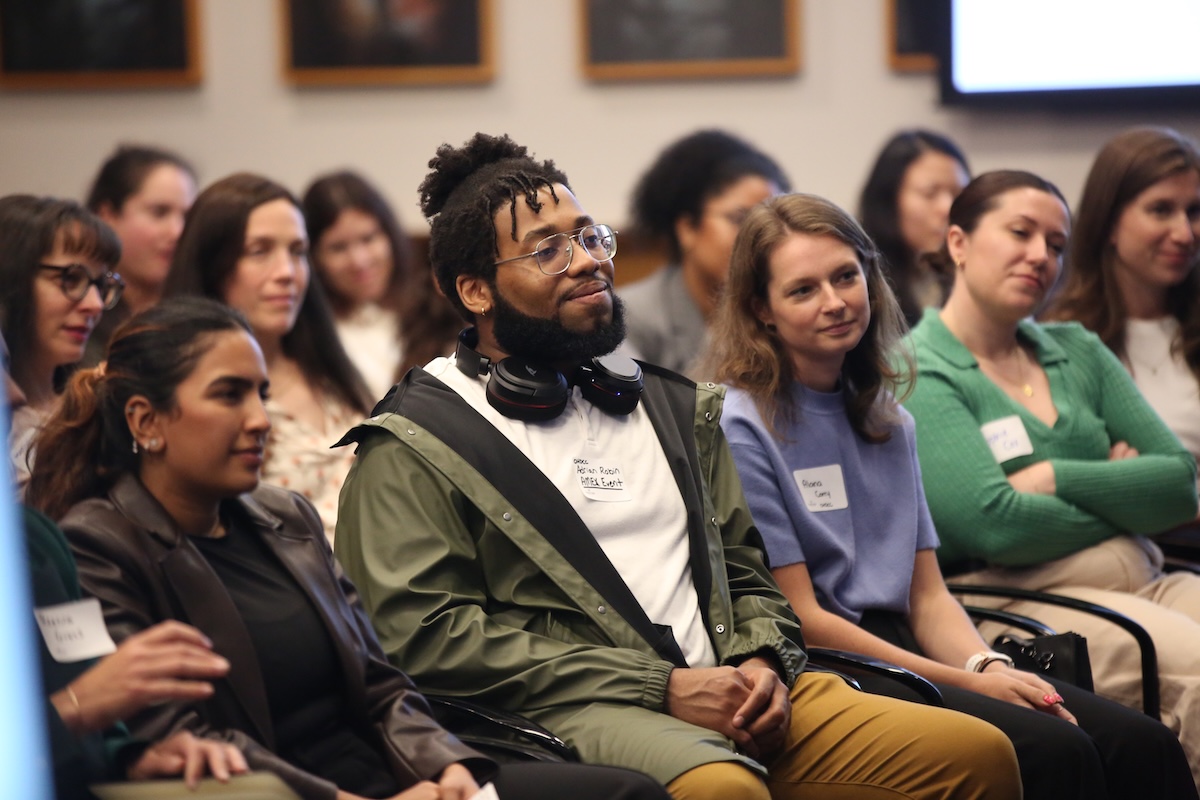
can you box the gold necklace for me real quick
[980,346,1034,397]
[1015,346,1034,397]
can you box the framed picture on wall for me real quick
[580,0,801,81]
[0,0,201,90]
[888,0,939,72]
[282,0,494,87]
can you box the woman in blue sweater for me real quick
[708,191,1195,799]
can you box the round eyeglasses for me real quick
[39,263,125,310]
[494,224,618,276]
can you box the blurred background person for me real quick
[303,169,459,400]
[858,130,970,327]
[84,144,197,366]
[167,173,372,542]
[0,195,122,495]
[620,129,789,377]
[1044,127,1200,475]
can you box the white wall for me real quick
[2,0,1199,233]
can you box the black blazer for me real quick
[60,474,489,800]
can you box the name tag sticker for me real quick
[980,415,1035,464]
[34,597,117,663]
[574,457,631,502]
[470,784,500,800]
[792,464,849,513]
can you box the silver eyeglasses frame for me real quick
[494,224,618,275]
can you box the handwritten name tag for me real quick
[574,457,631,502]
[979,415,1034,464]
[34,597,117,663]
[792,464,849,513]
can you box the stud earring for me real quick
[148,438,160,452]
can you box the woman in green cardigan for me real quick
[903,169,1200,787]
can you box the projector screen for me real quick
[940,0,1200,107]
[0,399,54,798]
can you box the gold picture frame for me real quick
[887,0,938,73]
[580,0,800,82]
[0,0,201,90]
[282,0,495,87]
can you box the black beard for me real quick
[490,288,627,363]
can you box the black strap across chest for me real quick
[361,367,716,667]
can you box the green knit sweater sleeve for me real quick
[1045,325,1198,531]
[905,364,1122,567]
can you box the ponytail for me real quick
[27,365,131,520]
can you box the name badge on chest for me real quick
[34,597,117,663]
[792,464,849,512]
[979,414,1035,464]
[574,457,632,502]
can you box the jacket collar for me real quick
[108,473,284,548]
[916,308,1068,371]
[105,474,295,747]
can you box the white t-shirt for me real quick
[427,355,718,668]
[1125,316,1200,465]
[336,303,402,401]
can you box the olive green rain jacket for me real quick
[334,364,806,784]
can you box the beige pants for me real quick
[666,671,1020,800]
[955,535,1200,789]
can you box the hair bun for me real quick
[419,133,531,220]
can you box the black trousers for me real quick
[858,611,1196,800]
[493,762,670,800]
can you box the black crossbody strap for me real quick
[356,369,689,667]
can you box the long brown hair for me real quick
[302,170,460,379]
[165,172,372,415]
[857,129,970,326]
[27,298,252,520]
[1043,127,1200,378]
[708,193,911,442]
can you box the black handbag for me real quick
[992,632,1094,691]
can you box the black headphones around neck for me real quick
[454,328,643,422]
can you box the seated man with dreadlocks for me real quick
[333,132,1023,800]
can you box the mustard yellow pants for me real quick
[666,672,1020,800]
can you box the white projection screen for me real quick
[941,0,1200,107]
